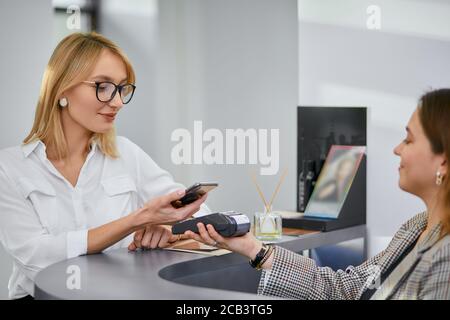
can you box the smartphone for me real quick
[171,182,218,208]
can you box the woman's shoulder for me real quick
[383,212,428,253]
[0,144,28,166]
[116,136,145,157]
[115,136,157,165]
[116,135,134,147]
[116,135,147,151]
[0,145,32,183]
[399,211,428,232]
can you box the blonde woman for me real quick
[0,32,209,300]
[187,89,450,300]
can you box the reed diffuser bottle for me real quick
[251,170,287,241]
[253,206,282,241]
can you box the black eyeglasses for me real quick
[82,81,136,104]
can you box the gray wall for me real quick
[102,0,299,217]
[298,0,450,256]
[0,0,53,299]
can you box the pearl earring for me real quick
[58,97,68,107]
[436,171,443,186]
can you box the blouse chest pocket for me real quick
[100,175,138,220]
[17,177,59,234]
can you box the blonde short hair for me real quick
[23,32,136,160]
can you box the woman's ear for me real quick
[439,157,447,176]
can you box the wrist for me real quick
[248,240,263,260]
[261,249,275,269]
[129,207,152,231]
[249,244,274,270]
[126,211,140,232]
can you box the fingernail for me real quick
[177,190,185,195]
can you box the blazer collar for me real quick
[400,211,444,255]
[377,212,427,273]
[416,221,443,254]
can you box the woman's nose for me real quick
[393,143,402,156]
[109,91,124,109]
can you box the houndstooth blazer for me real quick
[257,212,450,299]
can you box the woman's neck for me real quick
[423,191,444,230]
[65,130,92,159]
[47,111,93,161]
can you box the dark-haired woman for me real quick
[186,89,450,300]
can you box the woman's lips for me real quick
[99,113,116,121]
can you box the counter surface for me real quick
[35,225,366,299]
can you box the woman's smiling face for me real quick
[61,49,128,134]
[394,109,446,199]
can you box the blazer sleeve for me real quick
[257,246,385,300]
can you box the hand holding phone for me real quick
[171,182,218,208]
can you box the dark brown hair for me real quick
[418,88,450,235]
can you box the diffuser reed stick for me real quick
[250,172,270,213]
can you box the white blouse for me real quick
[0,136,210,299]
